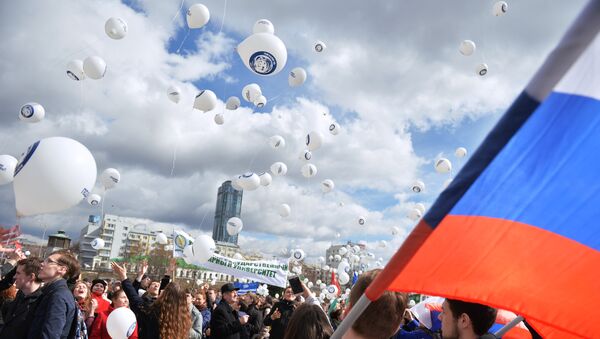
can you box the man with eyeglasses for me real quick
[27,249,80,339]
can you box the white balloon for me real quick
[317,257,325,264]
[455,147,468,158]
[350,254,360,264]
[107,307,137,339]
[269,135,285,149]
[305,131,324,151]
[194,90,217,112]
[415,203,426,214]
[19,103,45,123]
[191,234,216,264]
[358,216,366,226]
[291,249,305,261]
[493,1,508,16]
[167,86,181,103]
[353,245,361,253]
[13,137,97,217]
[391,226,401,236]
[411,180,425,193]
[408,208,423,221]
[378,240,387,248]
[233,252,245,260]
[0,155,17,185]
[237,33,287,76]
[279,203,291,217]
[321,179,334,193]
[307,281,314,288]
[156,232,168,245]
[299,149,312,161]
[334,254,341,262]
[329,122,340,135]
[435,158,452,173]
[270,162,287,176]
[66,60,85,81]
[476,63,488,76]
[214,113,225,125]
[326,285,338,296]
[231,178,244,191]
[91,238,105,250]
[288,67,307,87]
[226,217,243,235]
[101,168,120,190]
[338,272,350,285]
[338,247,348,256]
[226,96,241,110]
[301,163,317,178]
[443,178,453,190]
[253,19,275,34]
[186,4,210,29]
[254,95,267,108]
[242,83,262,103]
[105,17,128,40]
[83,56,107,80]
[459,40,476,56]
[238,172,260,191]
[25,251,30,256]
[315,40,326,53]
[322,266,330,272]
[87,193,102,206]
[256,172,272,187]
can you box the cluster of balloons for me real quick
[256,284,269,296]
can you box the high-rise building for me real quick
[212,180,243,245]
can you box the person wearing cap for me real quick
[210,283,249,339]
[91,278,111,313]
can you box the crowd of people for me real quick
[0,248,504,339]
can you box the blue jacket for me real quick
[28,278,77,339]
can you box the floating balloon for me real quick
[326,285,338,296]
[237,33,287,76]
[226,96,241,110]
[299,149,312,161]
[101,168,120,190]
[254,95,267,108]
[318,257,325,264]
[305,131,324,151]
[66,60,85,81]
[258,172,272,186]
[270,162,287,176]
[329,123,340,135]
[350,254,360,264]
[391,226,401,236]
[358,216,366,226]
[91,238,105,250]
[443,178,453,190]
[291,249,305,261]
[167,86,181,103]
[476,63,488,76]
[214,113,225,125]
[19,103,45,123]
[321,179,334,193]
[315,40,326,53]
[238,172,260,191]
[378,240,387,248]
[408,208,423,221]
[269,135,285,149]
[307,281,313,288]
[242,83,262,103]
[253,19,275,34]
[107,307,137,339]
[335,232,341,239]
[83,56,107,80]
[278,203,291,218]
[194,90,217,112]
[188,234,215,264]
[105,17,127,40]
[156,232,168,245]
[338,247,348,256]
[323,265,330,272]
[13,137,97,217]
[226,217,243,235]
[338,272,350,285]
[334,254,341,262]
[493,1,508,16]
[415,203,426,215]
[231,178,244,191]
[233,252,245,260]
[301,163,317,178]
[87,194,102,206]
[435,158,452,173]
[411,180,425,193]
[288,67,307,87]
[186,4,210,29]
[0,155,17,185]
[455,147,467,158]
[459,40,476,56]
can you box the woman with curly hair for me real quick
[72,280,98,332]
[112,261,191,339]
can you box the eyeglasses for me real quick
[43,257,64,266]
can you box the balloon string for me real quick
[170,139,178,177]
[218,0,228,35]
[176,28,191,54]
[169,0,185,25]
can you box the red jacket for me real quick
[92,294,111,314]
[90,307,139,339]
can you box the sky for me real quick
[0,0,588,264]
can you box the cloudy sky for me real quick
[0,0,587,263]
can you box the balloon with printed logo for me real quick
[411,180,425,193]
[253,19,274,34]
[226,96,241,110]
[321,179,334,193]
[83,56,107,80]
[270,162,287,176]
[19,103,45,123]
[101,168,120,190]
[299,149,312,161]
[358,216,366,226]
[156,232,168,245]
[493,1,508,16]
[338,272,350,285]
[338,261,350,274]
[186,4,210,29]
[214,113,225,125]
[314,40,326,53]
[291,249,305,261]
[258,172,272,186]
[476,63,488,76]
[66,60,85,81]
[305,131,324,151]
[391,226,401,236]
[238,172,260,191]
[167,86,181,103]
[237,33,287,76]
[242,83,262,103]
[455,147,468,158]
[435,158,452,174]
[269,135,285,149]
[334,254,341,262]
[326,285,338,297]
[105,17,128,39]
[408,208,422,221]
[193,90,217,112]
[107,305,137,338]
[87,194,102,206]
[288,67,307,87]
[459,40,476,56]
[91,237,105,250]
[279,203,291,218]
[301,163,317,178]
[13,137,97,217]
[254,95,267,108]
[415,203,426,215]
[329,122,340,135]
[226,217,243,236]
[0,155,17,185]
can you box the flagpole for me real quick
[493,316,524,337]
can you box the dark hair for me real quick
[283,303,333,339]
[50,249,81,281]
[17,257,42,282]
[446,299,497,336]
[111,289,126,301]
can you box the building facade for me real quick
[212,180,243,245]
[45,230,71,257]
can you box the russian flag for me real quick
[333,2,600,339]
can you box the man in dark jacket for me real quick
[28,249,80,339]
[210,283,249,339]
[0,257,43,338]
[264,287,297,339]
[240,293,263,339]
